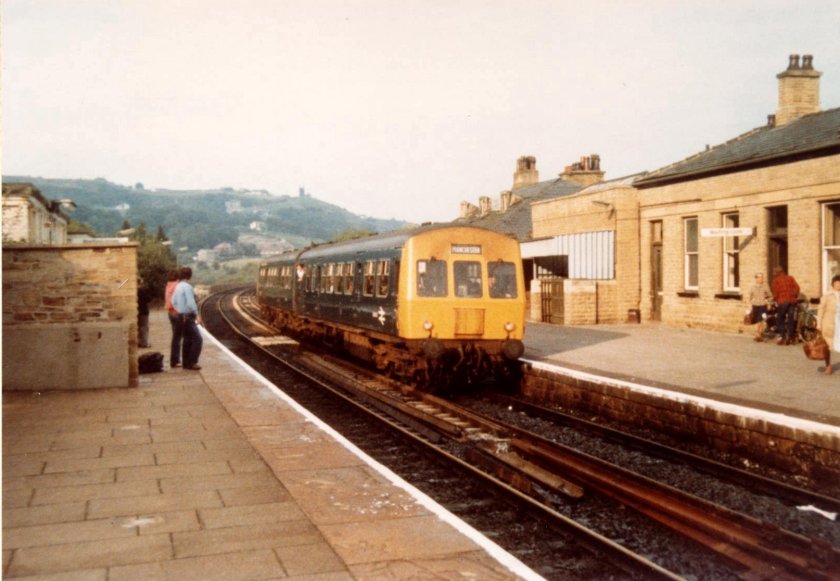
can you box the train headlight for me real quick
[423,320,434,331]
[504,321,516,333]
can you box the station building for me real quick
[633,54,840,331]
[470,54,839,332]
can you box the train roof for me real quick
[260,223,508,265]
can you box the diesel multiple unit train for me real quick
[256,224,526,388]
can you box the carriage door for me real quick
[650,221,663,321]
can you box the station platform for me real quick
[2,310,539,580]
[523,320,840,426]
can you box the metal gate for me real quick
[540,278,565,324]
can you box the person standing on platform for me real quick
[137,278,151,348]
[171,266,203,370]
[771,266,800,346]
[747,272,773,342]
[816,274,840,376]
[164,269,183,368]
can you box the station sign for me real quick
[701,227,754,237]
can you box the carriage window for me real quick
[335,263,345,294]
[313,266,321,293]
[376,260,390,297]
[343,262,355,295]
[488,261,517,298]
[319,265,328,293]
[454,261,482,298]
[417,259,447,297]
[363,261,376,296]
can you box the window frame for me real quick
[722,212,740,292]
[684,217,699,291]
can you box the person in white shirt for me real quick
[171,266,203,370]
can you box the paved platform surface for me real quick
[523,321,840,426]
[2,311,538,580]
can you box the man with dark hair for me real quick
[171,266,203,370]
[771,266,800,346]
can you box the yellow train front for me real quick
[258,224,526,389]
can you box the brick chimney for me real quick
[559,154,605,187]
[776,54,821,126]
[460,201,479,219]
[512,156,538,190]
[479,196,492,216]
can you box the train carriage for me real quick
[258,224,525,388]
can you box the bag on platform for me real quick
[139,352,164,373]
[803,333,829,361]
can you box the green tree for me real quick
[137,237,178,302]
[156,225,167,241]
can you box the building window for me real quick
[722,212,740,291]
[684,217,699,290]
[534,255,569,279]
[823,202,840,292]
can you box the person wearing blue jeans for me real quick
[171,266,203,370]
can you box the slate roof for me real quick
[635,107,840,188]
[457,177,583,241]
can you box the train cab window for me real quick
[376,260,390,297]
[343,262,355,295]
[454,261,482,298]
[488,261,517,298]
[363,261,376,296]
[417,259,447,297]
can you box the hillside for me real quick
[6,177,411,258]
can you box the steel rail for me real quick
[205,289,684,581]
[219,289,840,580]
[491,394,840,513]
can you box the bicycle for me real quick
[760,298,817,343]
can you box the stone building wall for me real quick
[2,243,140,389]
[531,185,641,324]
[2,183,69,244]
[638,154,840,331]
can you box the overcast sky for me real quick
[3,1,840,223]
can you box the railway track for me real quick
[207,288,840,580]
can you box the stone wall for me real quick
[638,155,840,331]
[522,365,840,486]
[531,184,641,325]
[2,243,140,389]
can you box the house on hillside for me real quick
[2,182,73,245]
[633,54,840,331]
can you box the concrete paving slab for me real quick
[2,310,543,580]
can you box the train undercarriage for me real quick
[261,305,522,390]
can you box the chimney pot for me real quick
[767,114,776,127]
[802,54,814,69]
[788,54,800,70]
